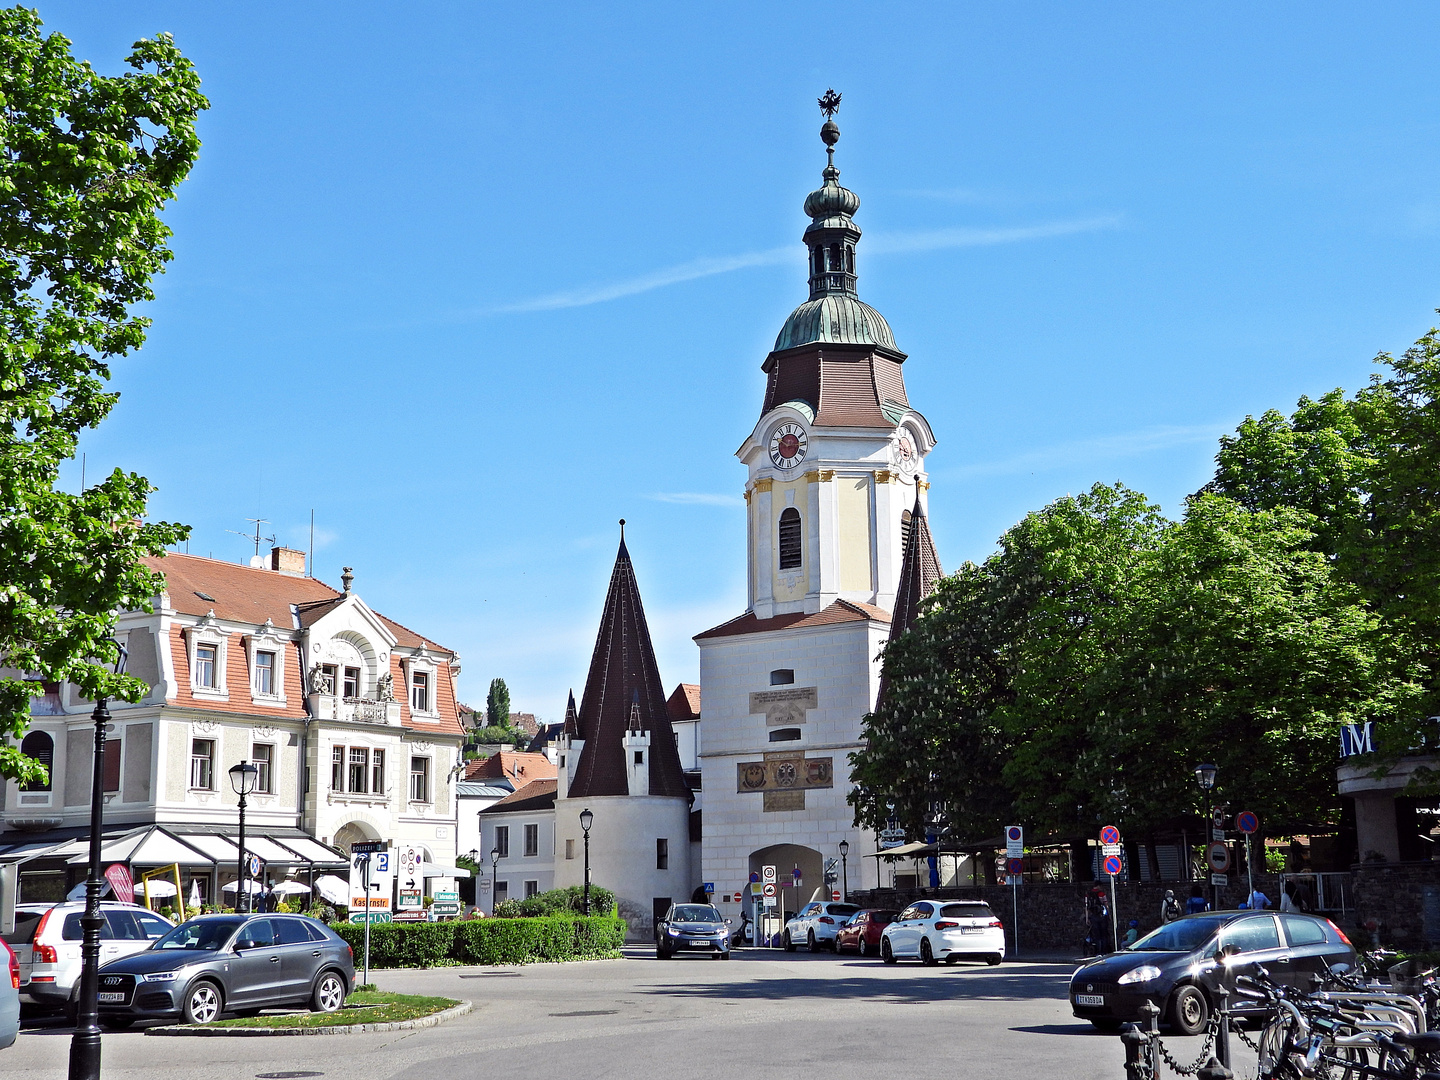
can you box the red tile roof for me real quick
[464,752,557,783]
[480,778,558,813]
[666,683,701,722]
[693,599,891,640]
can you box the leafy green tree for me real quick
[485,678,510,730]
[0,11,206,783]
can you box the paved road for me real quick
[1,948,1184,1080]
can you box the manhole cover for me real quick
[257,1073,324,1079]
[548,1010,617,1017]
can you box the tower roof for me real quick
[877,488,943,706]
[566,524,691,801]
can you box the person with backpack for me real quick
[1160,889,1181,924]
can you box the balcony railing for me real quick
[308,693,401,724]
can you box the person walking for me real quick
[1160,889,1181,924]
[1185,884,1209,914]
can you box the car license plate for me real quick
[1075,994,1105,1007]
[961,927,983,934]
[98,993,125,1004]
[689,941,710,948]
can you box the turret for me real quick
[622,693,651,796]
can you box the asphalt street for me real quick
[1,948,1240,1080]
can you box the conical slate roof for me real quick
[567,526,691,801]
[877,489,943,708]
[562,690,579,738]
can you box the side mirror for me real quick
[1214,942,1240,964]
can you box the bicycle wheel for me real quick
[1317,1044,1371,1080]
[1257,1013,1303,1076]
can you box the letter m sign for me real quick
[1340,722,1376,758]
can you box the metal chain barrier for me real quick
[1151,1013,1221,1077]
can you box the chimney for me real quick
[270,546,307,577]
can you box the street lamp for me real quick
[838,840,849,903]
[579,808,594,915]
[489,847,500,913]
[229,761,259,913]
[1195,763,1218,911]
[69,640,126,1080]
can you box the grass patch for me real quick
[201,991,460,1029]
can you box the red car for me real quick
[835,909,899,957]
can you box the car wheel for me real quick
[310,970,347,1014]
[783,931,795,952]
[182,980,223,1025]
[920,938,938,966]
[986,954,1003,966]
[859,940,870,958]
[881,938,897,965]
[655,947,668,959]
[1169,984,1209,1037]
[100,1016,134,1031]
[807,931,819,953]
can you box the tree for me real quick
[0,11,206,783]
[485,678,510,731]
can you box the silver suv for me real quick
[3,902,174,1017]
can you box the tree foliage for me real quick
[485,677,510,730]
[0,10,206,781]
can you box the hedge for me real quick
[332,915,625,968]
[493,884,616,919]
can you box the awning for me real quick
[66,828,211,868]
[868,841,937,859]
[417,862,470,879]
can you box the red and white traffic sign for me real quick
[831,890,841,901]
[1206,842,1231,873]
[762,882,776,898]
[733,892,742,903]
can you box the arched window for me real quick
[812,247,824,276]
[828,243,841,271]
[845,245,854,273]
[20,730,53,792]
[900,509,913,554]
[778,508,802,570]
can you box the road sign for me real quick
[1100,825,1121,846]
[878,838,904,850]
[878,828,906,841]
[734,892,742,903]
[762,882,776,898]
[1006,857,1024,876]
[792,867,802,880]
[1236,810,1259,835]
[247,853,262,878]
[762,865,776,884]
[832,890,841,901]
[1101,843,1122,858]
[351,841,387,854]
[1206,842,1231,873]
[1210,874,1229,887]
[703,882,714,894]
[763,895,776,909]
[1006,826,1024,858]
[1103,854,1123,876]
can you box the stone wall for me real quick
[1349,860,1440,952]
[850,874,1286,954]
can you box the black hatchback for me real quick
[95,913,354,1026]
[1069,911,1354,1035]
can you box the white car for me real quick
[880,900,1005,966]
[4,902,174,1018]
[782,901,860,952]
[1,939,19,1049]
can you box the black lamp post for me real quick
[1195,763,1218,910]
[838,840,849,903]
[229,761,259,913]
[68,641,126,1080]
[489,847,500,913]
[467,849,480,909]
[579,808,594,915]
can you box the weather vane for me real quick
[818,88,842,119]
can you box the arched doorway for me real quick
[333,820,380,854]
[749,844,824,936]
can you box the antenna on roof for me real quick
[226,518,275,560]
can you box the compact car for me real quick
[0,939,20,1050]
[835,909,898,957]
[880,900,1005,966]
[655,904,731,959]
[782,902,861,952]
[1068,910,1355,1034]
[3,902,173,1017]
[94,913,354,1025]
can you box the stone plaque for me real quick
[763,790,806,812]
[736,754,833,793]
[748,686,818,726]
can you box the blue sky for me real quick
[45,2,1440,719]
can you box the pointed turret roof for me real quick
[877,488,943,707]
[566,524,691,801]
[562,690,579,738]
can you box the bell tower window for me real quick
[846,245,854,272]
[828,243,841,270]
[778,507,803,570]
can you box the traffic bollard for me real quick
[1120,1023,1150,1080]
[1197,1057,1233,1080]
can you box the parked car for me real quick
[782,902,860,952]
[0,939,19,1050]
[1068,910,1355,1034]
[2,902,174,1018]
[880,900,1005,966]
[655,904,730,960]
[94,913,354,1026]
[835,909,898,957]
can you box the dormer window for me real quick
[254,651,274,695]
[195,644,217,688]
[411,670,429,713]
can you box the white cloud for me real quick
[481,215,1122,315]
[646,492,745,508]
[950,423,1225,480]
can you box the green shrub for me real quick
[504,885,617,918]
[331,915,624,968]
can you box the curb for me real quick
[143,1000,472,1036]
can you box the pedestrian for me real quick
[1279,882,1299,913]
[1160,889,1181,924]
[1248,887,1269,911]
[1124,919,1140,948]
[1185,884,1209,914]
[1084,888,1108,956]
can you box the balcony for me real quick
[308,693,402,725]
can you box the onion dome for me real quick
[775,294,895,352]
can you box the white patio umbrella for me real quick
[272,881,311,896]
[314,875,349,904]
[188,879,202,908]
[139,878,177,897]
[220,879,265,895]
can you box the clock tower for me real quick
[696,93,943,910]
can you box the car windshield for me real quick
[671,906,721,923]
[940,903,994,919]
[1130,916,1228,952]
[150,917,245,951]
[826,905,859,917]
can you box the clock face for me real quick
[768,422,808,469]
[895,434,918,473]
